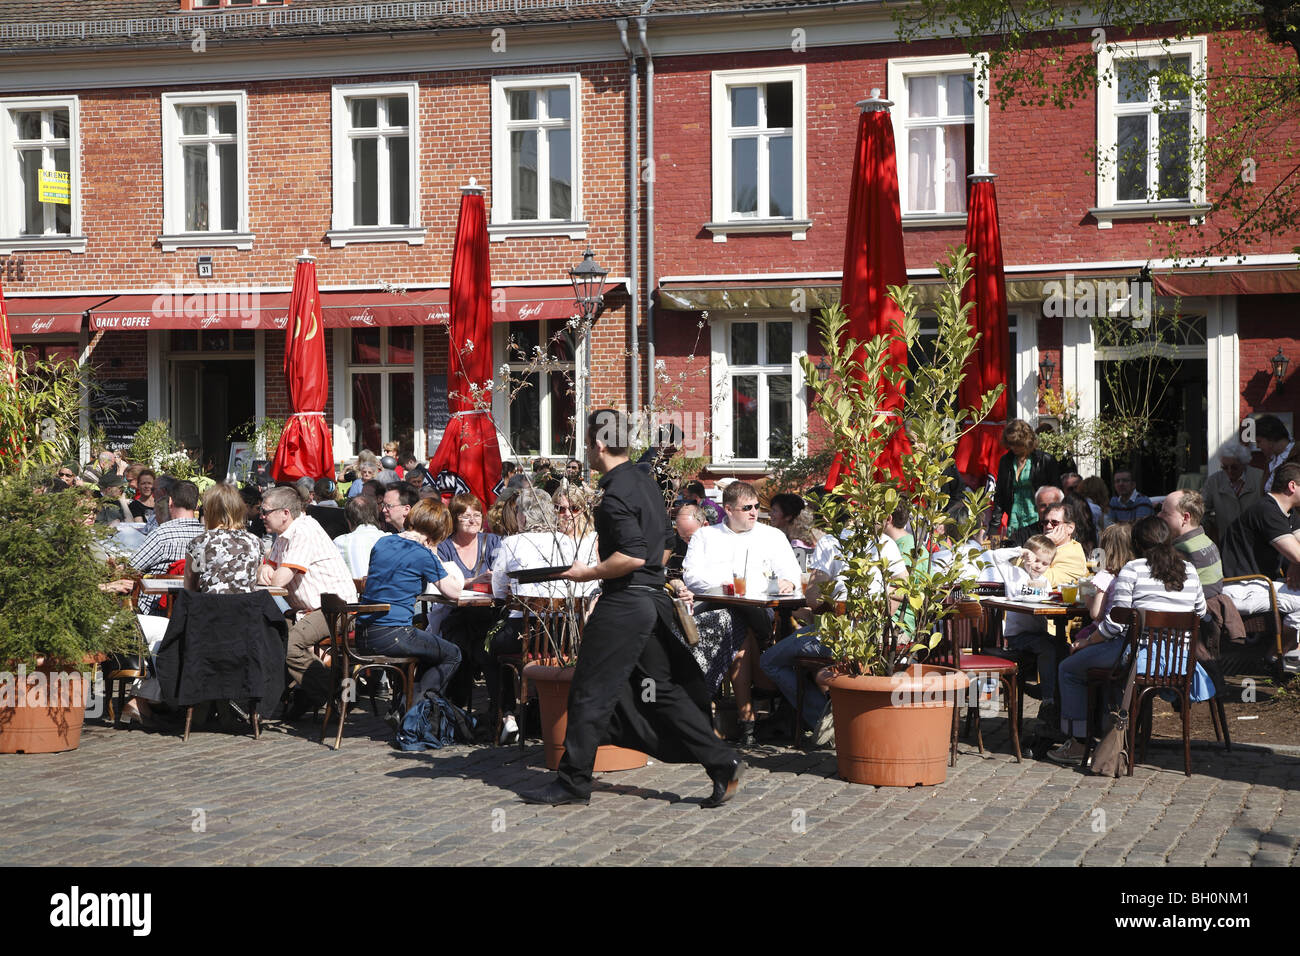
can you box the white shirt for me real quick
[335,524,386,578]
[492,532,599,617]
[682,520,802,595]
[804,530,905,602]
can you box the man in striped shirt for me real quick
[129,480,203,614]
[1160,490,1223,598]
[258,485,358,715]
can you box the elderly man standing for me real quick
[258,485,358,718]
[1007,485,1064,547]
[1109,470,1154,523]
[1202,440,1263,544]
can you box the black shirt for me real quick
[595,459,668,591]
[1221,495,1294,579]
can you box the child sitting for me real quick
[986,535,1062,725]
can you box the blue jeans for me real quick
[358,624,461,702]
[760,626,832,729]
[1058,638,1126,739]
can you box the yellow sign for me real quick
[37,169,70,205]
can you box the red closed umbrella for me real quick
[0,282,18,462]
[271,253,334,482]
[954,174,1011,484]
[427,181,503,507]
[826,93,912,490]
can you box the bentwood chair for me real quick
[1222,574,1289,676]
[318,593,417,751]
[930,598,1023,764]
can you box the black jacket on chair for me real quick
[154,590,288,708]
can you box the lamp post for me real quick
[569,247,608,463]
[1272,347,1290,391]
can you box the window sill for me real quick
[487,220,589,242]
[325,226,427,248]
[158,232,255,252]
[709,459,780,475]
[902,213,966,228]
[705,219,812,243]
[0,235,87,254]
[1089,202,1211,229]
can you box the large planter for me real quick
[523,662,648,772]
[0,663,94,755]
[827,663,970,787]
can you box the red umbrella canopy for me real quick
[271,255,334,482]
[427,182,503,507]
[826,94,913,490]
[0,279,14,386]
[954,175,1011,484]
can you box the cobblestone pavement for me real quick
[2,708,1297,867]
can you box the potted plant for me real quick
[802,249,997,786]
[0,358,139,753]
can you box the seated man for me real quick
[380,482,419,533]
[1007,485,1064,547]
[1041,503,1087,586]
[128,480,204,613]
[1109,469,1153,524]
[682,481,801,598]
[680,480,724,526]
[664,502,704,578]
[1220,462,1300,667]
[258,485,359,717]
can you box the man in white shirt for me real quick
[682,481,801,595]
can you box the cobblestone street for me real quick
[2,709,1297,867]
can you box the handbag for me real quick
[1090,611,1142,778]
[671,594,700,646]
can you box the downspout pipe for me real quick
[636,12,656,413]
[617,18,640,420]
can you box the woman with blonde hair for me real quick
[991,419,1060,538]
[184,482,262,594]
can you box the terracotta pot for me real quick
[0,663,93,755]
[827,663,970,787]
[523,662,648,772]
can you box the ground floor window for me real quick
[494,319,576,459]
[347,327,415,457]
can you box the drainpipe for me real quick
[636,11,656,413]
[617,18,640,419]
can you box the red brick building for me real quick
[2,0,1298,492]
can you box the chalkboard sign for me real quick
[90,379,148,452]
[425,374,450,447]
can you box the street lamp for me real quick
[1271,347,1290,391]
[569,247,608,462]
[1039,354,1057,390]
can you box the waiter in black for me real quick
[521,409,744,807]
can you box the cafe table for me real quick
[137,577,289,617]
[689,587,808,642]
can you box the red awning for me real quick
[320,290,450,328]
[1151,266,1300,298]
[89,292,291,331]
[490,282,622,323]
[5,295,108,335]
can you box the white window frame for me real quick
[1093,36,1208,228]
[328,81,424,247]
[709,315,807,468]
[491,319,579,459]
[488,74,586,242]
[344,327,419,453]
[888,53,990,227]
[707,66,808,242]
[159,90,252,252]
[0,95,84,254]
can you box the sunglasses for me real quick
[259,508,284,518]
[1044,518,1070,528]
[556,506,577,514]
[731,503,760,512]
[58,472,76,479]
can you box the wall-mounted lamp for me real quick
[1271,347,1290,391]
[1039,354,1057,390]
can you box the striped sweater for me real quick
[1173,528,1224,600]
[1098,558,1207,641]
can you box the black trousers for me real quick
[558,587,735,796]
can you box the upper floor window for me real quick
[329,82,422,246]
[708,66,807,240]
[489,75,584,241]
[1094,37,1207,226]
[0,96,80,250]
[888,54,989,223]
[160,91,250,250]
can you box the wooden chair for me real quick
[930,599,1022,763]
[497,594,589,749]
[1084,609,1230,777]
[318,593,417,751]
[102,579,151,726]
[1222,574,1289,675]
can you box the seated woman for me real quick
[1050,516,1213,765]
[185,482,263,594]
[488,488,599,744]
[357,499,465,718]
[437,493,503,709]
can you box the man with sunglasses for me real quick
[1041,503,1087,585]
[53,464,81,490]
[682,482,801,597]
